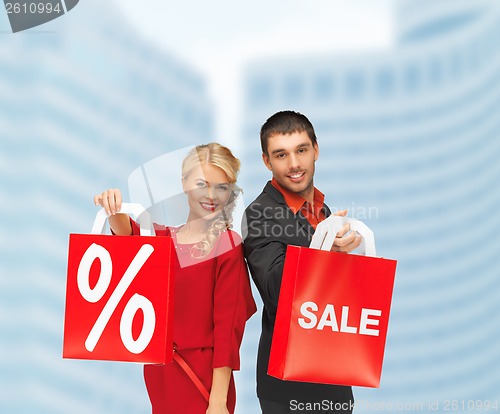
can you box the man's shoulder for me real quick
[245,181,283,211]
[246,191,277,211]
[244,184,298,227]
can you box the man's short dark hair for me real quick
[260,110,318,156]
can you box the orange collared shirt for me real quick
[271,178,326,229]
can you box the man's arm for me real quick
[243,204,287,310]
[243,203,362,309]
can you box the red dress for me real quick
[130,221,256,414]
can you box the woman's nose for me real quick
[206,186,216,201]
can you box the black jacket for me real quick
[242,181,354,405]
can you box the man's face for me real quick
[262,131,319,198]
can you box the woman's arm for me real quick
[208,233,256,413]
[94,188,132,235]
[206,366,231,414]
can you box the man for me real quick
[242,111,362,413]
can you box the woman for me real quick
[94,143,256,414]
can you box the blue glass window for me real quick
[283,75,303,103]
[247,76,273,106]
[468,40,480,72]
[404,62,420,93]
[428,57,442,87]
[449,49,464,80]
[344,71,364,100]
[375,68,394,97]
[313,73,334,101]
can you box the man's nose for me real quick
[289,153,300,169]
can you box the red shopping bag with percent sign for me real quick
[268,216,397,387]
[63,203,175,364]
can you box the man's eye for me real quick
[276,153,286,158]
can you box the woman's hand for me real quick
[206,366,231,414]
[94,188,123,216]
[206,400,229,414]
[93,188,132,235]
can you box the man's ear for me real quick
[262,153,273,172]
[314,143,319,161]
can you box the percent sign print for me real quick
[77,242,156,354]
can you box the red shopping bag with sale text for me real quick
[63,203,175,364]
[268,216,397,387]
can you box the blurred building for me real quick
[240,0,500,411]
[0,1,212,413]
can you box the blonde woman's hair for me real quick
[181,143,241,257]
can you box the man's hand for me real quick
[330,210,362,253]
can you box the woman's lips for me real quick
[200,202,218,211]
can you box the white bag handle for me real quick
[91,202,153,236]
[310,215,376,257]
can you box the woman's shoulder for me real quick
[152,223,175,237]
[213,228,243,252]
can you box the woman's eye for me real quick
[217,185,229,192]
[196,182,207,188]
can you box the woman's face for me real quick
[182,163,233,222]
